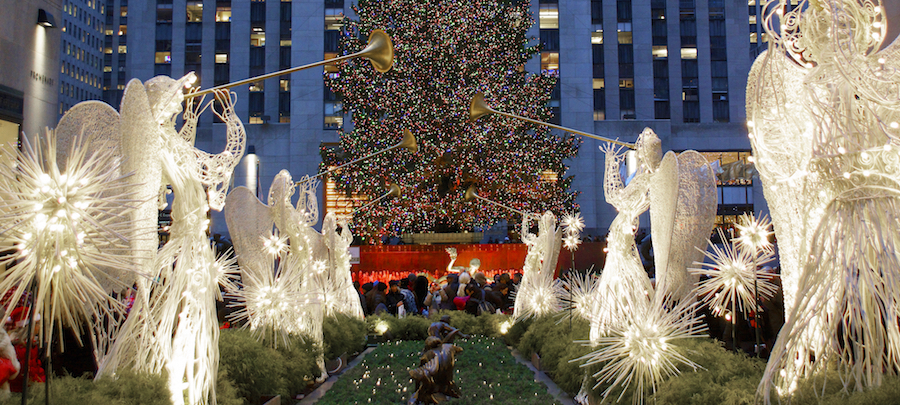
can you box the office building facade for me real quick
[106,0,759,237]
[58,0,105,118]
[0,0,62,150]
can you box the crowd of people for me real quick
[355,271,523,317]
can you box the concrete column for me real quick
[727,0,751,124]
[667,0,683,124]
[695,0,712,123]
[288,0,325,196]
[230,0,250,121]
[560,0,603,234]
[632,0,654,121]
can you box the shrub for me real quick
[366,314,432,341]
[218,328,322,403]
[514,315,592,395]
[215,368,246,405]
[789,372,900,405]
[650,338,765,405]
[503,317,532,347]
[218,328,289,402]
[322,314,367,360]
[1,370,171,405]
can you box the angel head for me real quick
[636,127,662,173]
[144,73,196,126]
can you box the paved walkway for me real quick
[509,348,576,405]
[297,346,376,405]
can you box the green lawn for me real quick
[315,337,564,405]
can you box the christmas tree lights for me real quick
[323,0,579,240]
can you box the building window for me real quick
[322,163,366,219]
[216,6,231,22]
[591,0,603,25]
[325,8,343,31]
[541,52,559,73]
[186,1,203,22]
[539,4,558,29]
[155,52,171,64]
[251,29,266,47]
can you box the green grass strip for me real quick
[316,337,563,404]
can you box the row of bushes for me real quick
[505,315,900,405]
[367,313,900,405]
[218,313,368,403]
[365,310,512,341]
[0,313,368,405]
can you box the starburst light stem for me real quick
[43,313,51,405]
[20,279,36,405]
[569,251,575,330]
[732,296,737,352]
[753,253,760,356]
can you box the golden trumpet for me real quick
[464,185,527,215]
[188,29,394,99]
[357,183,402,212]
[297,129,416,184]
[469,93,635,149]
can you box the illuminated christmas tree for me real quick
[323,0,579,241]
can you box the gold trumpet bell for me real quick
[469,93,493,122]
[362,29,394,73]
[388,183,402,197]
[464,185,478,201]
[398,129,418,153]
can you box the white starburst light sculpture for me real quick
[748,0,900,400]
[733,213,773,254]
[576,299,707,405]
[562,212,585,251]
[560,271,599,322]
[0,131,141,352]
[691,229,777,317]
[226,253,315,348]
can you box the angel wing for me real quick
[224,186,275,287]
[650,151,717,302]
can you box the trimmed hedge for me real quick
[364,310,513,342]
[323,313,368,360]
[0,370,173,405]
[218,314,368,404]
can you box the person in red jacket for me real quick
[5,307,44,393]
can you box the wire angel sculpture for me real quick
[511,211,565,321]
[748,0,900,400]
[225,170,354,381]
[87,73,245,405]
[0,131,142,356]
[590,135,657,337]
[320,211,365,319]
